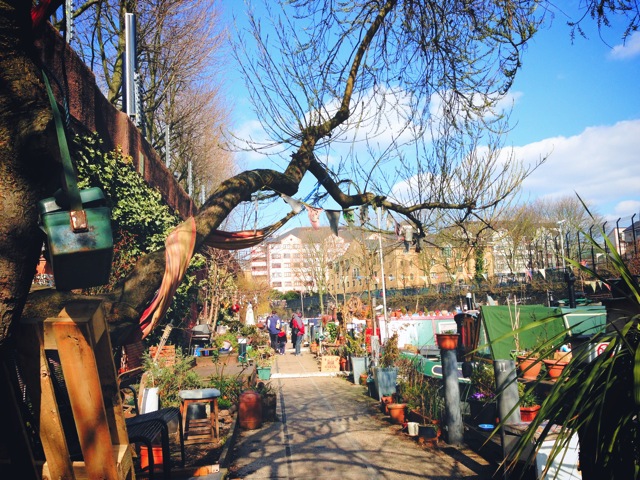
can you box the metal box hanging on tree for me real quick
[38,72,113,291]
[38,187,113,291]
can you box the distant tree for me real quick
[70,0,233,202]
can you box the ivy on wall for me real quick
[72,133,200,341]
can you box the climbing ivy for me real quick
[72,133,199,341]
[73,132,180,256]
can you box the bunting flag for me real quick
[394,218,401,238]
[586,281,597,292]
[139,217,197,339]
[325,210,341,236]
[342,209,355,226]
[604,282,611,291]
[539,268,546,279]
[305,205,323,229]
[281,194,304,214]
[386,212,394,230]
[404,225,414,242]
[359,205,369,225]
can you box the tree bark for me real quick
[0,1,62,345]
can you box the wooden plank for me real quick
[18,318,75,479]
[47,314,119,479]
[42,445,135,480]
[89,304,130,447]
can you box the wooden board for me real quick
[320,355,340,372]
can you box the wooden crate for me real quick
[149,345,176,366]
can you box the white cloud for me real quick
[517,119,640,217]
[609,31,640,60]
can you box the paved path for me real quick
[227,348,496,479]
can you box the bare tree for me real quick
[71,0,233,201]
[4,0,638,346]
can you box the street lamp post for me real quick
[557,220,567,271]
[376,207,389,342]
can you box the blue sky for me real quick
[223,3,640,228]
[505,9,640,222]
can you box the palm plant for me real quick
[501,217,640,479]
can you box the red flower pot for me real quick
[435,333,459,350]
[520,405,541,422]
[387,403,407,424]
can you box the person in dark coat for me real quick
[267,310,281,351]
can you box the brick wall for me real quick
[35,25,196,219]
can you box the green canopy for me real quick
[480,304,606,360]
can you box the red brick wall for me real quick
[35,25,196,219]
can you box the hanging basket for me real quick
[435,333,459,350]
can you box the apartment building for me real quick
[250,227,351,293]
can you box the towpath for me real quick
[226,347,497,479]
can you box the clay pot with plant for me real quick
[518,382,540,422]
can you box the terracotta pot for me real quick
[544,359,568,380]
[435,333,459,350]
[239,390,263,430]
[520,404,541,422]
[387,403,407,424]
[380,395,394,414]
[339,356,348,371]
[517,356,542,380]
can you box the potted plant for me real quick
[373,332,399,400]
[518,382,540,422]
[435,329,459,350]
[256,348,275,380]
[543,350,571,380]
[396,356,443,442]
[255,381,277,422]
[467,362,498,426]
[516,350,543,380]
[345,337,369,384]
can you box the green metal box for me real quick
[38,187,113,291]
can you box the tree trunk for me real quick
[0,1,62,346]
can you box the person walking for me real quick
[291,311,305,356]
[267,310,281,351]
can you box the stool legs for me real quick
[181,398,219,444]
[211,398,219,440]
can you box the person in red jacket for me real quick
[291,312,305,356]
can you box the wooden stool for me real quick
[179,388,220,444]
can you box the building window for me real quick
[283,253,290,258]
[272,281,282,287]
[272,263,281,269]
[271,253,282,259]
